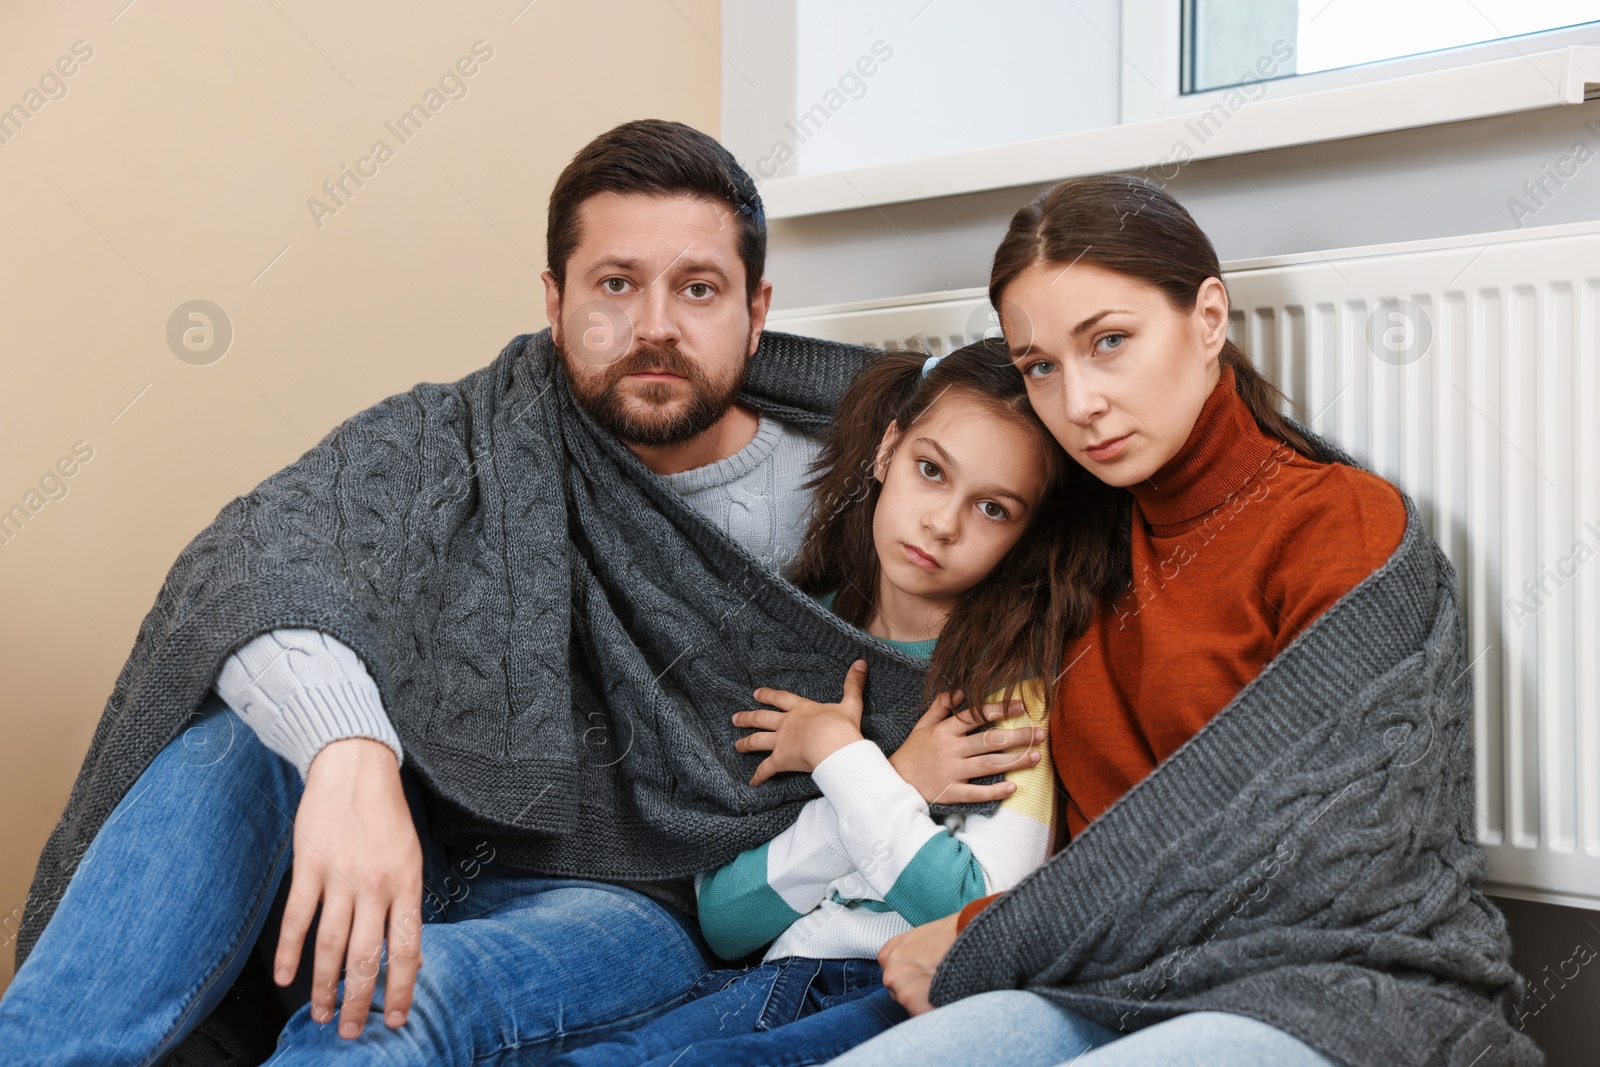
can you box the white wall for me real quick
[761,95,1600,310]
[723,0,1119,182]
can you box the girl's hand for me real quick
[888,691,1045,805]
[733,660,869,785]
[878,912,961,1015]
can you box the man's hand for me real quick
[888,691,1044,805]
[733,660,869,785]
[276,738,424,1040]
[878,912,961,1015]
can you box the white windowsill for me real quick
[759,45,1600,221]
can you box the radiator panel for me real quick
[769,221,1600,908]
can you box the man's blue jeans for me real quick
[0,692,713,1065]
[546,956,910,1067]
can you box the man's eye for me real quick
[603,278,628,293]
[686,283,712,299]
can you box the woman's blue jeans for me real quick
[825,989,1333,1066]
[0,692,713,1065]
[546,955,910,1067]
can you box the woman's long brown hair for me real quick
[987,173,1344,593]
[791,339,1112,714]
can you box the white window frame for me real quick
[753,2,1600,220]
[1120,0,1600,122]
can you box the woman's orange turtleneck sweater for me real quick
[956,364,1406,932]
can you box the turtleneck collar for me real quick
[1130,363,1290,532]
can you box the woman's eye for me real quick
[1024,360,1055,379]
[685,282,713,299]
[1095,333,1127,355]
[603,278,628,293]
[917,459,942,481]
[980,501,1009,520]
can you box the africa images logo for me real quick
[306,41,495,229]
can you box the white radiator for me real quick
[768,218,1600,910]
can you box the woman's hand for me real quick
[878,912,961,1015]
[733,660,869,785]
[888,691,1045,805]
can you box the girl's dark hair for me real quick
[792,338,1112,714]
[986,173,1342,592]
[546,119,766,300]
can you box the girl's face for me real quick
[998,260,1230,488]
[871,391,1050,604]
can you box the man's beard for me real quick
[562,337,749,448]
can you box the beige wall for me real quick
[0,0,720,989]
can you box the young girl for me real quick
[544,339,1088,1067]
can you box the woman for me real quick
[826,175,1538,1066]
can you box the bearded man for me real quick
[1,119,1031,1066]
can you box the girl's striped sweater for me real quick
[695,651,1054,962]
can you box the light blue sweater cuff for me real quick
[214,628,402,778]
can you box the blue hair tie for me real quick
[921,354,944,378]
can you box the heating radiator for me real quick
[768,218,1600,910]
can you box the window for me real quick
[1123,0,1600,122]
[745,1,1600,217]
[1185,0,1600,94]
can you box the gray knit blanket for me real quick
[17,329,952,981]
[930,496,1541,1066]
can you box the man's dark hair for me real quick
[546,119,767,301]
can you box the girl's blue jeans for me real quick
[0,692,714,1065]
[546,955,910,1067]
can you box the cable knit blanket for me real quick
[929,494,1541,1066]
[17,329,956,977]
